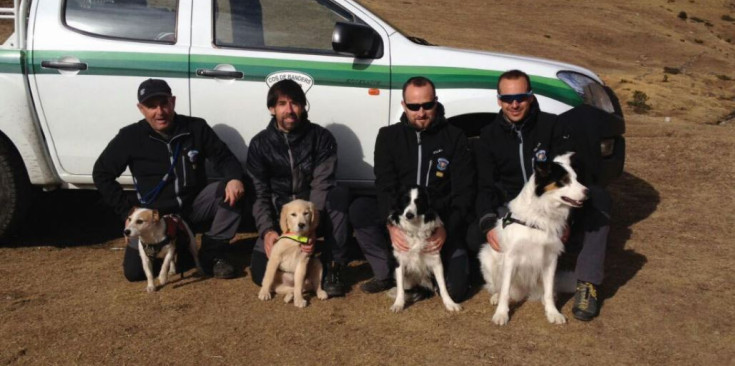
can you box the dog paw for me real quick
[444,301,462,312]
[158,277,167,286]
[546,311,567,324]
[490,293,499,305]
[283,293,294,303]
[316,289,328,300]
[293,298,307,308]
[258,289,272,301]
[146,285,156,293]
[492,312,509,326]
[390,302,405,313]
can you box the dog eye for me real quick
[136,219,144,224]
[291,212,297,217]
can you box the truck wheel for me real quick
[0,134,32,241]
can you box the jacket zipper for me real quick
[283,132,297,200]
[416,131,423,186]
[515,128,529,183]
[425,159,433,186]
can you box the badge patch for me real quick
[535,150,547,162]
[187,150,199,162]
[436,158,450,171]
[436,171,444,178]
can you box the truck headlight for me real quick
[557,71,615,114]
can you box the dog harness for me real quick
[141,215,184,257]
[501,212,541,230]
[278,233,311,246]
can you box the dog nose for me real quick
[298,223,306,229]
[123,229,131,236]
[406,212,415,220]
[583,188,590,198]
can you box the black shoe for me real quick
[572,281,600,321]
[199,236,236,279]
[323,262,345,297]
[212,257,236,279]
[406,286,434,303]
[360,278,394,294]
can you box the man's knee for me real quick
[326,185,350,213]
[444,248,469,302]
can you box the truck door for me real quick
[189,0,391,185]
[28,0,192,184]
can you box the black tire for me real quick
[0,133,32,241]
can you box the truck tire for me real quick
[0,134,32,241]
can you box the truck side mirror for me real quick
[332,22,383,59]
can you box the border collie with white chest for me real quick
[478,152,587,325]
[388,186,462,312]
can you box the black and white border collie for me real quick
[388,186,462,312]
[478,152,588,325]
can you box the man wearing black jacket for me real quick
[94,79,245,280]
[247,79,351,297]
[373,76,475,303]
[474,70,611,321]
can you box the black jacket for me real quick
[475,101,571,233]
[246,118,337,237]
[93,114,244,220]
[374,103,476,238]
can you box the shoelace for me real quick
[576,283,598,310]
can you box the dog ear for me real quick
[151,209,160,223]
[534,159,552,178]
[126,206,138,220]
[309,201,320,230]
[279,202,290,233]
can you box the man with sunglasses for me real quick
[474,69,611,321]
[94,78,246,281]
[373,76,476,303]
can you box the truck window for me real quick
[64,0,178,43]
[214,0,361,54]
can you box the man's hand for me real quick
[223,179,245,207]
[486,228,501,252]
[301,233,317,255]
[388,224,409,252]
[264,230,279,258]
[422,225,446,253]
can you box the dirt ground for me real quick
[1,0,735,365]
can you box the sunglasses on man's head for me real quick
[497,91,533,104]
[404,100,437,111]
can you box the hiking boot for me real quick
[572,281,600,321]
[322,262,345,297]
[211,257,236,279]
[360,278,395,294]
[200,236,236,279]
[406,286,435,303]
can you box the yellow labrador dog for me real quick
[258,199,328,308]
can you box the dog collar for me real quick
[279,233,310,245]
[501,212,541,230]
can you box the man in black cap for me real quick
[94,78,246,280]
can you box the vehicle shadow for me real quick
[1,189,123,247]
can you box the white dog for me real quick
[258,199,328,308]
[124,208,203,293]
[388,186,462,313]
[479,152,587,325]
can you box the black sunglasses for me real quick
[497,91,533,103]
[404,100,437,111]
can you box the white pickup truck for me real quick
[0,0,625,239]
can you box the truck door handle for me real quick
[196,68,244,79]
[41,61,88,71]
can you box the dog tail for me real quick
[554,270,577,293]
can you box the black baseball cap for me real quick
[137,78,172,103]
